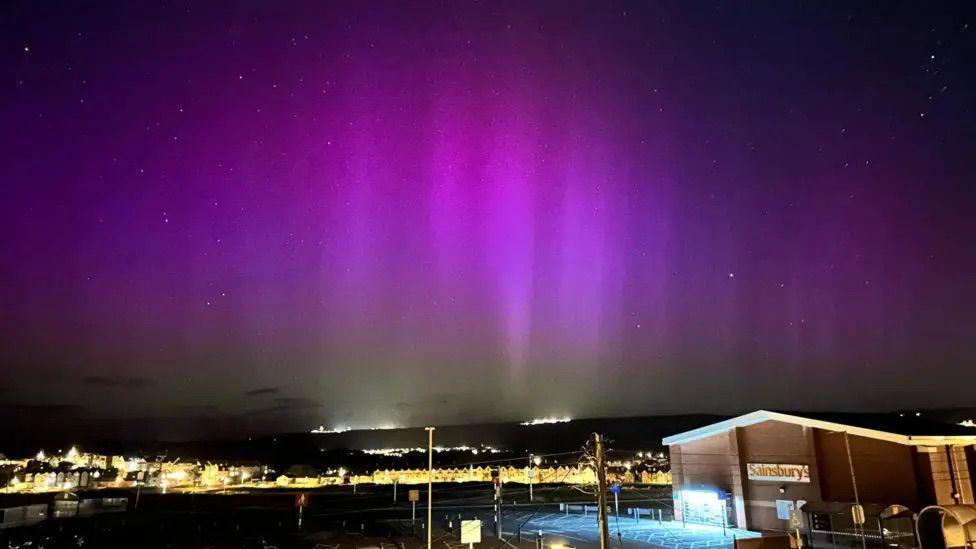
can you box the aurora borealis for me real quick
[2,1,975,439]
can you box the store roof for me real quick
[662,410,976,446]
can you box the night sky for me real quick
[2,1,975,440]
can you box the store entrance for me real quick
[681,490,731,527]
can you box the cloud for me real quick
[244,387,280,397]
[82,376,154,389]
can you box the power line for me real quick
[486,449,592,549]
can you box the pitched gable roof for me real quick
[662,410,976,446]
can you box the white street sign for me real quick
[461,519,482,544]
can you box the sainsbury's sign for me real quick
[746,463,810,483]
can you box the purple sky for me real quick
[2,1,975,439]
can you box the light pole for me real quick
[529,454,534,502]
[426,426,435,549]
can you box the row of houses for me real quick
[276,465,671,487]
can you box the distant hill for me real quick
[301,414,727,454]
[0,414,726,466]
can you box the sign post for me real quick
[409,489,420,526]
[611,483,621,520]
[789,508,803,549]
[295,492,309,531]
[611,482,622,542]
[461,519,482,549]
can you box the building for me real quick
[663,410,976,543]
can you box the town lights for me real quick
[520,417,572,426]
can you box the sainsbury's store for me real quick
[663,410,976,546]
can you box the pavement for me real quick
[499,511,759,549]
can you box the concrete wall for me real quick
[915,445,974,505]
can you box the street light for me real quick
[529,454,535,502]
[425,427,435,549]
[530,454,542,501]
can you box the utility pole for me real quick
[426,427,435,549]
[594,433,611,549]
[843,432,868,549]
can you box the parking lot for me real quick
[502,511,759,549]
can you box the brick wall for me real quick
[813,429,919,506]
[738,421,821,532]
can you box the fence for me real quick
[0,505,48,529]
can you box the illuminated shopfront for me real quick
[675,489,733,527]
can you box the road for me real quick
[497,511,758,549]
